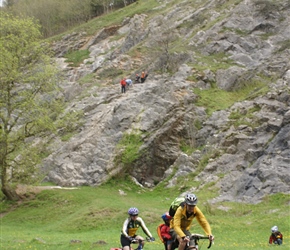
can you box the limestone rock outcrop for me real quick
[42,0,290,203]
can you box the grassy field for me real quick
[0,178,289,250]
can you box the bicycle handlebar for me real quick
[131,239,141,244]
[190,233,209,239]
[189,234,213,249]
[131,237,155,244]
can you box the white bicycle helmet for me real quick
[128,207,139,216]
[185,193,198,206]
[271,226,278,233]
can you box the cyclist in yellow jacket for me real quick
[170,194,214,250]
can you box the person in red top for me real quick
[120,77,126,93]
[160,212,173,250]
[269,225,283,245]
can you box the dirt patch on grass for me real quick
[16,184,61,198]
[0,185,79,218]
[16,184,79,198]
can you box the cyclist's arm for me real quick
[121,218,130,237]
[138,217,153,238]
[173,207,186,238]
[269,235,273,244]
[195,207,212,236]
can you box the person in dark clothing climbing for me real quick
[135,74,141,83]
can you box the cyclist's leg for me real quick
[170,237,179,250]
[167,239,173,250]
[177,230,191,250]
[169,229,181,250]
[135,235,145,248]
[176,232,191,250]
[176,236,186,250]
[120,234,131,250]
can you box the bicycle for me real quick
[111,237,155,250]
[171,234,213,250]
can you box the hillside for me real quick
[0,181,288,250]
[39,0,290,204]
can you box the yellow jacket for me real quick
[171,205,212,238]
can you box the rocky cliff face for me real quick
[43,0,290,203]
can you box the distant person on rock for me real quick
[120,207,155,250]
[140,71,145,83]
[269,226,283,245]
[144,71,149,81]
[140,71,149,83]
[135,73,141,84]
[126,78,133,88]
[120,77,127,93]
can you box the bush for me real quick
[117,132,143,164]
[64,49,90,67]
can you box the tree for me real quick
[0,12,60,200]
[4,0,14,7]
[151,25,179,73]
[9,0,93,37]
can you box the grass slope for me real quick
[0,179,289,250]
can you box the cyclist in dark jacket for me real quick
[269,225,283,245]
[120,207,154,250]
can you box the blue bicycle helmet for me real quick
[128,207,139,215]
[161,212,172,221]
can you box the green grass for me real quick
[78,73,96,85]
[193,87,241,116]
[64,49,90,67]
[117,132,143,164]
[228,105,262,128]
[193,80,269,116]
[0,179,289,250]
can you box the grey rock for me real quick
[42,0,290,204]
